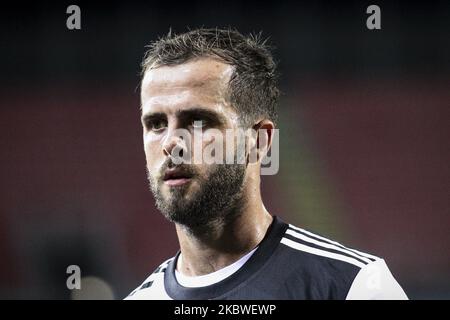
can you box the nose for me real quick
[162,127,189,163]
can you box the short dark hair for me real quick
[141,28,279,127]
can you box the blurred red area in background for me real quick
[0,77,448,298]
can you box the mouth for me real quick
[162,169,193,187]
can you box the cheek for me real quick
[200,130,228,154]
[143,136,161,164]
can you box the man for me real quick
[126,28,407,300]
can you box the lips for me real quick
[162,169,193,186]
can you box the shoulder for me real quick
[279,223,379,271]
[124,257,174,300]
[276,222,407,299]
[345,258,408,300]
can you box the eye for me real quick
[146,118,167,132]
[191,119,207,129]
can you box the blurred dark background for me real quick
[0,0,449,299]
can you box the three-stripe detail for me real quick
[281,224,379,269]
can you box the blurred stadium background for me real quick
[0,0,449,299]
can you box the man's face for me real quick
[141,58,247,229]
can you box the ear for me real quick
[248,119,275,164]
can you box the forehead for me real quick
[140,58,235,118]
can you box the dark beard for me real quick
[147,161,246,233]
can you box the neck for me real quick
[175,180,273,277]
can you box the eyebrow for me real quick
[141,112,165,124]
[141,107,228,126]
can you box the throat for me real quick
[175,246,258,286]
[175,213,273,277]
